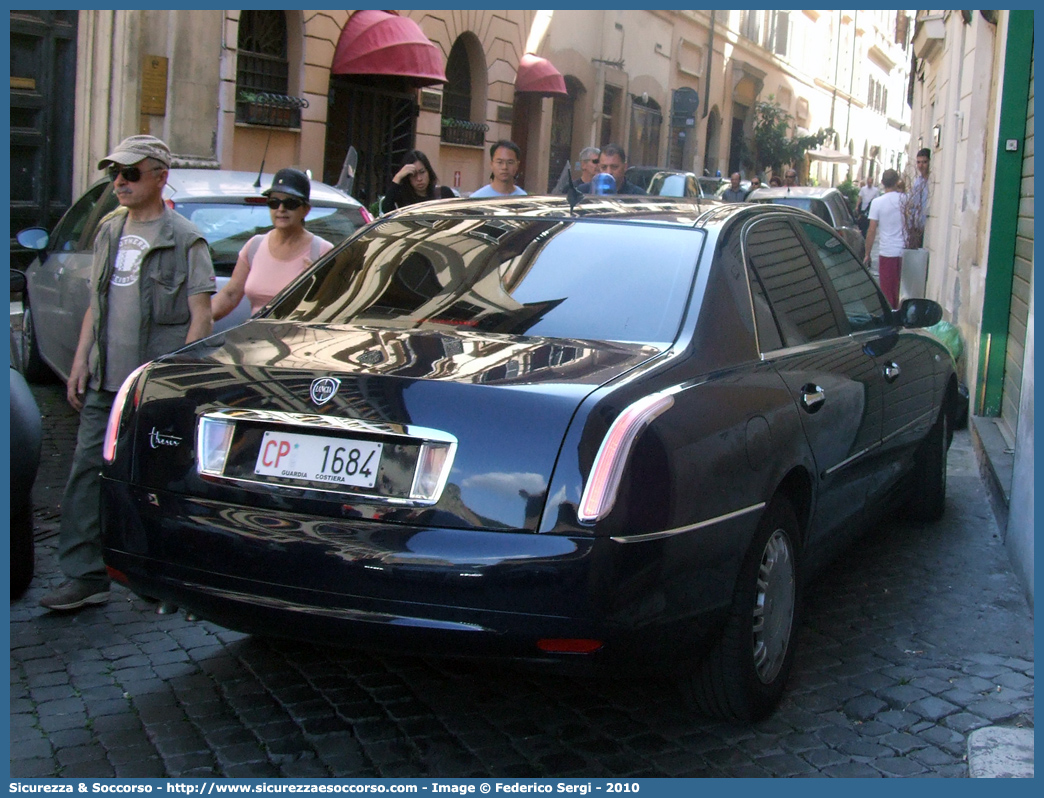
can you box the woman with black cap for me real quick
[383,150,455,212]
[211,168,333,320]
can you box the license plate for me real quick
[254,430,382,488]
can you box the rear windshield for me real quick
[173,202,366,269]
[269,217,704,346]
[755,197,832,225]
[649,174,690,197]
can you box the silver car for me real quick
[15,170,371,383]
[646,170,726,200]
[746,185,865,260]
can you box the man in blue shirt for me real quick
[470,140,527,198]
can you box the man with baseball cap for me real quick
[40,134,217,612]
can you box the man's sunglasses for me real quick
[107,165,164,183]
[266,197,304,210]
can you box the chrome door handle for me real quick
[883,362,901,383]
[800,384,825,413]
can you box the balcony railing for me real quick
[441,117,489,147]
[236,92,308,129]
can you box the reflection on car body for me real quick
[100,196,957,721]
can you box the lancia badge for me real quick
[310,377,341,406]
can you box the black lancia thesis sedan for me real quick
[101,197,957,721]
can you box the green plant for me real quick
[752,96,832,175]
[837,178,859,212]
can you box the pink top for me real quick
[241,232,333,314]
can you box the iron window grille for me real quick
[440,118,489,147]
[237,91,308,129]
[236,10,294,126]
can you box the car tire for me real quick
[11,504,35,599]
[904,407,948,522]
[19,301,55,384]
[689,496,800,722]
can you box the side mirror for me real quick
[11,268,27,294]
[16,227,50,251]
[895,298,943,329]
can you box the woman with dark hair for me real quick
[212,168,332,320]
[384,150,455,211]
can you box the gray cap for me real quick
[98,135,172,170]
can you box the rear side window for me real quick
[52,182,110,252]
[760,197,832,226]
[173,202,364,272]
[272,217,704,346]
[798,221,889,331]
[826,193,854,226]
[649,173,690,197]
[744,218,840,346]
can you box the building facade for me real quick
[10,8,915,235]
[909,9,1034,600]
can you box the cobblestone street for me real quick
[10,380,1034,778]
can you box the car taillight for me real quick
[359,206,374,224]
[197,416,235,476]
[103,364,148,464]
[577,392,675,524]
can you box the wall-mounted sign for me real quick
[141,55,168,117]
[419,89,442,113]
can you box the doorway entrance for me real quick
[323,79,417,208]
[10,10,78,268]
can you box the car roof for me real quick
[162,169,362,207]
[746,186,839,200]
[378,194,795,231]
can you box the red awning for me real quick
[515,53,567,96]
[332,10,446,86]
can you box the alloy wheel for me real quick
[752,529,795,684]
[20,306,34,372]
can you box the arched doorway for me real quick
[324,78,417,206]
[704,106,721,176]
[322,11,445,207]
[546,76,583,191]
[511,53,567,192]
[628,95,662,167]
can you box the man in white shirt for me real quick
[863,169,904,308]
[858,175,880,214]
[856,174,881,235]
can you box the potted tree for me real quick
[900,165,929,298]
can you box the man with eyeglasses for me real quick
[470,139,527,197]
[40,134,216,612]
[551,146,600,193]
[784,168,799,187]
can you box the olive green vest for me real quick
[87,206,208,386]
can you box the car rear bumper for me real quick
[101,480,738,670]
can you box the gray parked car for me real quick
[15,170,371,383]
[746,185,865,260]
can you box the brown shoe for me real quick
[39,580,110,611]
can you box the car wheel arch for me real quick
[773,466,813,550]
